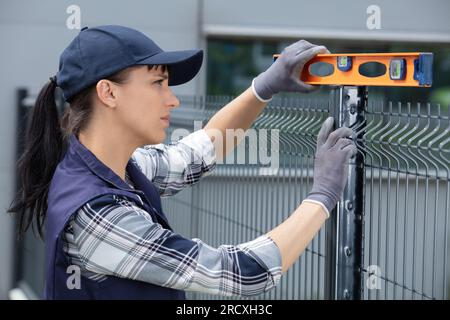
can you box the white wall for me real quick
[203,0,450,43]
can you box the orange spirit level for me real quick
[273,52,433,87]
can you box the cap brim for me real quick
[136,49,203,86]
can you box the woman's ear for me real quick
[95,80,118,108]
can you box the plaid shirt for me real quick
[63,129,282,297]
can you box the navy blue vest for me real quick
[44,133,186,300]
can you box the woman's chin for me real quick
[152,130,166,144]
[139,130,166,146]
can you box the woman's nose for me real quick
[167,88,180,109]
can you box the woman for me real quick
[9,25,356,299]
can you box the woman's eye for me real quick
[154,80,164,86]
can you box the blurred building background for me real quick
[0,0,449,299]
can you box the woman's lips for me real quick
[161,116,170,126]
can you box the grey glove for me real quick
[305,117,357,217]
[252,40,329,101]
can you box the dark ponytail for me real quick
[8,78,66,239]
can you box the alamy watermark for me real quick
[366,5,381,30]
[366,265,382,290]
[66,4,81,30]
[66,265,81,290]
[170,121,280,172]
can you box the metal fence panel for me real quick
[14,89,450,299]
[162,93,450,300]
[360,100,450,300]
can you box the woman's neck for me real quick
[78,129,138,182]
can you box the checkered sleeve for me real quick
[131,129,216,197]
[69,194,282,297]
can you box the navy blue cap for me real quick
[56,25,203,101]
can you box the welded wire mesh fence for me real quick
[162,93,450,300]
[360,101,449,300]
[13,88,450,299]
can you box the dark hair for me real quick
[8,64,168,240]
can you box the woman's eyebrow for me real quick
[154,74,169,79]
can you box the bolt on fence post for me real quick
[325,86,367,300]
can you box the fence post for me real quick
[325,86,367,299]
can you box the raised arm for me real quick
[204,40,329,161]
[131,129,216,197]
